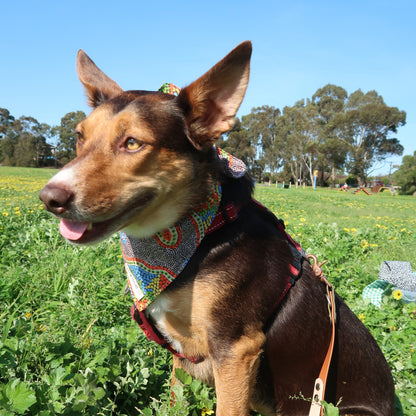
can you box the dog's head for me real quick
[39,41,252,244]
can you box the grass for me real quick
[0,166,415,415]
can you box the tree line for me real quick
[0,109,85,168]
[1,83,413,192]
[218,84,406,187]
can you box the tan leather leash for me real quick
[307,254,337,416]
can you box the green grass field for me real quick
[1,166,415,415]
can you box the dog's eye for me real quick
[124,137,142,151]
[75,131,84,144]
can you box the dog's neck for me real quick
[121,146,247,312]
[120,180,222,311]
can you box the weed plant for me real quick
[0,167,415,415]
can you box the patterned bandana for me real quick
[121,83,247,312]
[121,181,221,311]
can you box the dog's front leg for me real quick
[170,356,183,405]
[213,331,265,416]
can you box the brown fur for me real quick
[39,42,395,415]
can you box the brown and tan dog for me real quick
[39,42,395,415]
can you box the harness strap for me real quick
[130,200,242,363]
[131,305,203,363]
[267,216,305,314]
[206,202,240,235]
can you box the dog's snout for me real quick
[39,184,73,214]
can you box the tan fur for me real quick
[152,278,267,415]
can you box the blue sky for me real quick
[1,0,415,175]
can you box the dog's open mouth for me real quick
[58,193,155,244]
[59,217,121,244]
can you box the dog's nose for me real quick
[39,184,73,214]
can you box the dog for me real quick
[39,41,395,415]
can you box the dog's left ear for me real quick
[178,41,252,150]
[77,50,123,107]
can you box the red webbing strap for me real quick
[130,305,203,363]
[269,219,304,310]
[206,202,240,235]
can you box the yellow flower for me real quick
[358,313,365,323]
[392,289,402,301]
[2,212,8,217]
[201,407,215,416]
[35,324,48,333]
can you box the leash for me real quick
[257,215,337,415]
[306,254,336,416]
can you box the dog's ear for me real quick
[178,41,252,150]
[77,50,123,108]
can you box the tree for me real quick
[332,90,405,185]
[0,108,15,138]
[312,85,348,186]
[274,101,320,186]
[312,84,347,124]
[1,116,53,167]
[394,151,416,195]
[8,116,52,167]
[54,111,86,165]
[242,106,281,179]
[0,108,15,162]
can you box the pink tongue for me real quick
[59,219,90,241]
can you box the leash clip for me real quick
[309,377,324,416]
[306,254,328,282]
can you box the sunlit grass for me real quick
[0,167,415,415]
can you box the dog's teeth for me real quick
[87,223,93,230]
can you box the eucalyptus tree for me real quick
[394,151,416,195]
[312,84,348,185]
[334,90,405,185]
[242,105,282,178]
[53,111,86,165]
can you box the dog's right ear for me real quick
[178,41,252,150]
[77,50,123,107]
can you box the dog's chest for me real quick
[146,294,185,354]
[145,278,215,360]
